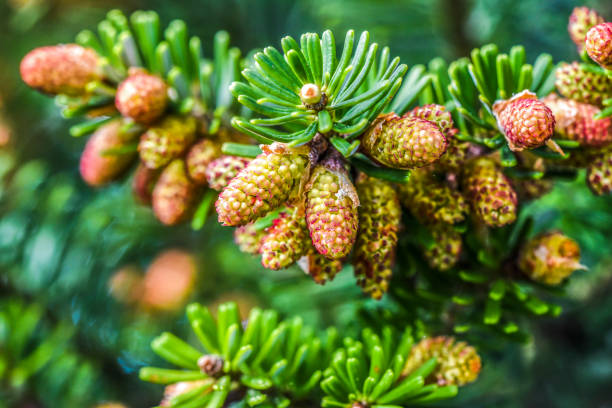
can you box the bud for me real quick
[568,7,604,51]
[234,223,266,255]
[138,116,197,169]
[586,22,612,69]
[542,94,612,147]
[20,44,99,95]
[300,83,322,105]
[556,62,612,107]
[132,163,160,205]
[306,158,359,260]
[587,146,612,195]
[398,169,468,225]
[260,209,310,270]
[115,72,168,124]
[462,157,517,227]
[402,336,481,386]
[79,119,136,186]
[216,143,310,226]
[197,354,224,377]
[353,174,401,299]
[297,251,343,285]
[108,265,143,304]
[205,156,251,191]
[186,139,222,184]
[423,224,462,271]
[361,113,447,169]
[152,159,198,225]
[493,90,555,151]
[519,232,585,285]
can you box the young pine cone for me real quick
[556,62,612,107]
[204,156,251,191]
[423,223,462,271]
[462,157,517,227]
[260,210,310,270]
[79,119,136,186]
[132,163,160,205]
[361,113,447,169]
[115,72,168,124]
[234,223,266,255]
[493,90,555,151]
[297,251,343,285]
[398,169,468,225]
[587,146,612,195]
[185,139,222,184]
[306,159,359,260]
[518,232,584,285]
[542,95,612,147]
[353,175,401,300]
[152,159,197,225]
[586,22,612,69]
[20,44,100,96]
[568,7,604,51]
[402,336,481,387]
[216,143,310,226]
[138,116,197,169]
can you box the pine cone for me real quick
[402,336,481,387]
[132,163,160,205]
[361,113,447,169]
[556,62,612,107]
[297,251,343,285]
[515,178,554,201]
[79,119,136,186]
[423,223,462,271]
[20,44,100,96]
[586,22,612,69]
[216,143,310,226]
[587,146,612,195]
[138,116,197,169]
[542,94,612,147]
[519,231,584,285]
[398,169,468,225]
[260,209,310,270]
[306,158,359,260]
[115,72,168,124]
[408,104,457,138]
[185,139,222,184]
[234,223,266,255]
[493,90,555,151]
[462,157,517,227]
[152,159,197,225]
[568,7,604,51]
[205,156,251,191]
[353,174,401,300]
[436,138,472,172]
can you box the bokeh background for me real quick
[1,0,612,407]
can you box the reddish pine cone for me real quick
[20,44,99,96]
[519,232,584,285]
[409,104,457,139]
[556,62,612,107]
[462,157,517,227]
[353,175,401,300]
[234,223,266,255]
[297,251,343,285]
[402,336,481,387]
[186,139,222,184]
[306,160,359,260]
[132,163,160,205]
[216,143,310,226]
[423,224,462,271]
[260,210,310,270]
[398,169,468,225]
[138,116,197,169]
[79,119,136,186]
[115,72,168,124]
[152,159,197,225]
[542,95,612,147]
[587,146,612,195]
[361,113,447,169]
[568,7,604,51]
[586,22,612,69]
[493,90,555,151]
[205,156,251,191]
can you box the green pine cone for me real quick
[138,116,197,169]
[555,62,612,107]
[462,157,517,227]
[298,251,343,285]
[260,209,310,270]
[234,223,266,255]
[423,223,462,271]
[306,159,359,260]
[398,169,468,225]
[353,174,401,300]
[216,143,310,226]
[402,336,482,386]
[186,139,222,184]
[361,113,448,169]
[587,146,612,195]
[151,159,197,225]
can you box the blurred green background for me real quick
[1,0,612,407]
